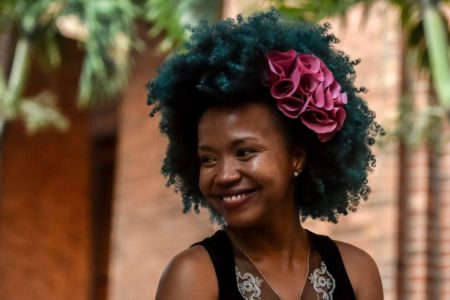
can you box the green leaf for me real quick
[19,92,69,133]
[141,0,221,51]
[422,5,450,109]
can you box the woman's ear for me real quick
[292,146,306,173]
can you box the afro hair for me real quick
[147,10,383,223]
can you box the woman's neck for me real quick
[224,214,309,265]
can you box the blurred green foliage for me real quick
[0,0,221,133]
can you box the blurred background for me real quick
[0,0,449,299]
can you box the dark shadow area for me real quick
[90,103,118,300]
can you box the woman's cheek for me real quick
[198,168,208,196]
[247,155,271,178]
[247,155,263,170]
[199,168,215,197]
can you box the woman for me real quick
[148,11,384,300]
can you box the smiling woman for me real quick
[148,10,384,300]
[197,102,303,229]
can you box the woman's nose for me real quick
[214,159,241,186]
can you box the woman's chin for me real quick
[221,209,267,229]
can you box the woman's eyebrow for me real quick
[230,136,259,147]
[197,144,214,152]
[198,136,260,151]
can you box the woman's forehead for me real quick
[197,102,286,145]
[199,102,272,128]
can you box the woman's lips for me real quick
[219,190,256,209]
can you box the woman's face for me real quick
[197,102,305,228]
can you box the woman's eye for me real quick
[236,149,256,158]
[199,156,216,165]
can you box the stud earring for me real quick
[294,169,302,177]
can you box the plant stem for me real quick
[419,0,450,111]
[3,36,31,116]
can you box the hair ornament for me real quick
[264,50,347,142]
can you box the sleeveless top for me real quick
[193,230,356,300]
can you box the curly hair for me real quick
[147,10,383,223]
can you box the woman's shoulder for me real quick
[155,244,218,300]
[334,240,384,300]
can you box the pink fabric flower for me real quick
[265,50,348,142]
[276,95,310,119]
[267,50,298,77]
[298,73,320,95]
[264,50,300,86]
[297,54,322,74]
[301,106,346,142]
[271,78,298,99]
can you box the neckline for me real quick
[223,229,314,300]
[234,242,311,300]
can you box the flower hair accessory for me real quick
[264,50,347,142]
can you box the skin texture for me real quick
[155,102,383,300]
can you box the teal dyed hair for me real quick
[147,10,383,223]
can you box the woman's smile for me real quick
[217,189,257,209]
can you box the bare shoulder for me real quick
[155,245,218,300]
[335,240,384,300]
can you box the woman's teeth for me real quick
[222,193,248,202]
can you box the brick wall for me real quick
[425,119,450,299]
[0,39,92,300]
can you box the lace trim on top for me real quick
[235,261,336,300]
[236,266,264,300]
[308,261,336,300]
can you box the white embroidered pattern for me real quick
[308,261,336,300]
[235,266,264,300]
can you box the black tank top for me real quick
[193,230,356,300]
